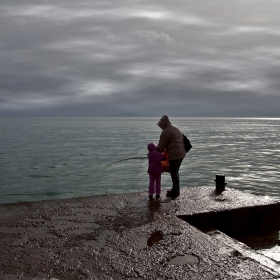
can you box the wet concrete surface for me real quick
[0,186,280,279]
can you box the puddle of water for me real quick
[168,254,199,265]
[133,201,149,208]
[91,208,118,216]
[28,218,45,223]
[66,203,83,208]
[67,212,95,221]
[52,221,79,230]
[0,227,21,234]
[52,216,74,220]
[70,207,118,219]
[71,223,100,235]
[72,228,93,235]
[50,273,77,280]
[71,207,89,214]
[81,222,101,229]
[82,239,105,248]
[80,229,117,247]
[100,229,117,238]
[12,237,29,246]
[147,231,164,247]
[28,227,53,238]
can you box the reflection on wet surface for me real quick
[168,254,199,265]
[0,187,280,279]
[147,231,164,247]
[27,227,53,239]
[51,221,79,230]
[71,207,118,216]
[0,227,21,234]
[82,239,105,248]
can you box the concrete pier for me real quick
[0,186,280,279]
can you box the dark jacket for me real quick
[157,115,186,160]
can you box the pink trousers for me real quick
[149,174,161,195]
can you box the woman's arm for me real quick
[157,132,169,152]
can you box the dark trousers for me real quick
[169,158,183,195]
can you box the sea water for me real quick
[0,117,279,204]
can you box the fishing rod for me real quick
[105,156,148,169]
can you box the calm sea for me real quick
[0,117,279,204]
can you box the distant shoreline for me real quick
[1,116,280,119]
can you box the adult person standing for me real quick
[156,115,186,197]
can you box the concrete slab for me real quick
[0,186,279,279]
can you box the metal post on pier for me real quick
[215,174,227,192]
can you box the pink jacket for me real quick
[147,143,166,175]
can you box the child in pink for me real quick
[147,143,166,199]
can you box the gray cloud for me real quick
[1,0,280,117]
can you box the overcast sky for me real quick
[1,0,280,117]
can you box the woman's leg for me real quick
[168,158,183,196]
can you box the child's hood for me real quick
[147,143,157,152]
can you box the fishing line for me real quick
[88,157,148,190]
[105,156,148,169]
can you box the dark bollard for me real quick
[215,174,227,192]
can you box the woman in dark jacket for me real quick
[157,115,186,197]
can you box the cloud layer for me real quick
[1,0,280,117]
